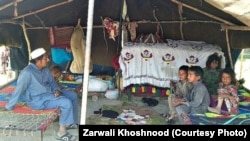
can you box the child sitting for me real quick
[50,65,63,83]
[166,65,192,122]
[202,53,222,107]
[208,68,239,115]
[173,66,210,124]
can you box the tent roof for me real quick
[0,0,250,55]
[205,0,250,27]
[0,0,249,27]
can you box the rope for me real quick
[100,16,109,71]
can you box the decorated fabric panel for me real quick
[122,84,171,97]
[119,40,225,88]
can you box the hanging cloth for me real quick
[70,20,93,73]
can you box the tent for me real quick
[1,0,250,124]
[0,0,250,68]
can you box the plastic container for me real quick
[92,94,98,101]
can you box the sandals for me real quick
[56,132,77,141]
[160,113,176,122]
[66,124,78,129]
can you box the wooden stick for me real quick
[171,0,235,26]
[12,0,73,20]
[225,29,234,69]
[21,18,31,61]
[0,19,32,27]
[178,3,184,40]
[0,0,23,11]
[25,20,250,31]
[221,25,250,31]
[136,20,222,24]
[26,25,104,30]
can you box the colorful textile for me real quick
[189,112,250,125]
[51,47,73,65]
[0,81,59,133]
[0,101,58,115]
[48,26,74,48]
[189,88,250,125]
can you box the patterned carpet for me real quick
[0,81,59,136]
[189,89,250,125]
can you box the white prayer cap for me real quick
[30,48,46,59]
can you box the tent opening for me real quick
[235,49,250,90]
[0,46,17,87]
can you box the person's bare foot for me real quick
[208,107,221,114]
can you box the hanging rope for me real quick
[153,9,164,39]
[100,16,109,71]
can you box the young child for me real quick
[173,66,210,124]
[50,65,63,83]
[208,68,239,115]
[166,65,192,121]
[202,53,222,107]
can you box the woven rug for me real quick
[189,88,250,125]
[0,81,59,134]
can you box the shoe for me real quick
[66,124,78,129]
[56,132,76,141]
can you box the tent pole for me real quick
[21,18,31,61]
[225,29,234,69]
[12,0,73,20]
[0,0,23,11]
[80,0,95,125]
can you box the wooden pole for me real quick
[0,0,23,11]
[12,0,73,20]
[225,29,234,69]
[221,25,250,31]
[24,20,224,30]
[171,0,235,26]
[178,3,184,40]
[80,0,95,125]
[239,49,244,79]
[21,18,31,61]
